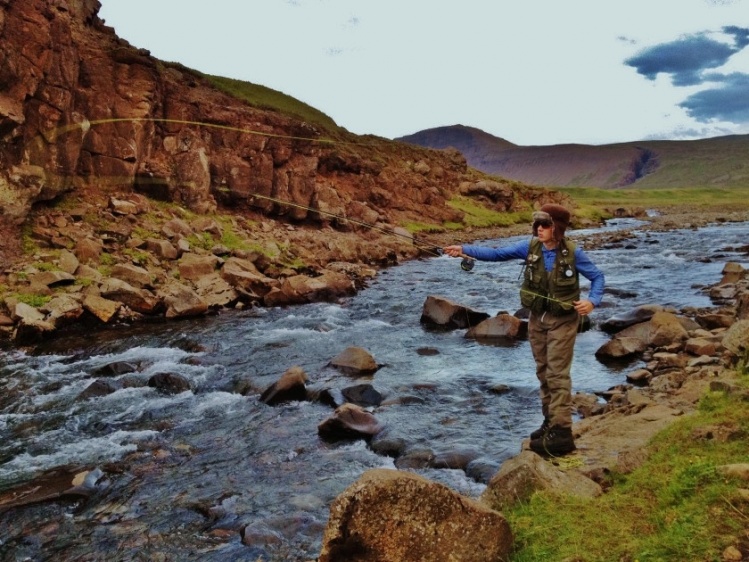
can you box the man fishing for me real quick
[443,204,605,456]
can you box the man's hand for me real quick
[574,299,594,316]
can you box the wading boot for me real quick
[530,418,550,440]
[529,425,576,456]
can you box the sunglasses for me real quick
[533,219,553,229]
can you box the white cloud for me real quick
[98,0,749,145]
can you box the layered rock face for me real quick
[0,0,492,263]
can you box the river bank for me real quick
[316,226,749,560]
[2,194,746,352]
[1,214,748,560]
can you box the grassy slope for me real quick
[508,368,749,562]
[202,74,341,132]
[399,125,749,190]
[631,136,749,189]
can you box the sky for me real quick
[97,0,749,146]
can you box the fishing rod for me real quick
[242,192,484,271]
[242,191,444,257]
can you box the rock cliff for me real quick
[0,0,553,259]
[0,0,567,342]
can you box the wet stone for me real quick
[147,372,191,394]
[341,383,383,407]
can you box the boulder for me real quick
[78,378,123,400]
[99,278,162,315]
[74,238,103,264]
[480,451,602,512]
[109,197,139,215]
[0,467,107,512]
[178,254,221,280]
[600,304,666,334]
[148,372,191,394]
[82,294,121,323]
[12,302,56,344]
[319,468,513,562]
[420,295,490,329]
[42,295,84,328]
[465,313,524,339]
[30,270,75,288]
[649,311,689,347]
[158,281,209,319]
[722,319,749,358]
[263,270,356,306]
[736,290,749,320]
[596,311,690,362]
[696,312,735,329]
[595,335,649,362]
[193,273,239,308]
[719,262,746,285]
[58,250,80,275]
[685,337,719,357]
[146,238,179,260]
[92,362,139,377]
[111,263,152,288]
[260,366,308,405]
[329,346,379,376]
[459,180,515,210]
[341,384,384,407]
[191,217,223,237]
[162,218,194,239]
[221,257,277,298]
[318,403,383,442]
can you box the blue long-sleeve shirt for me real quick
[462,239,605,306]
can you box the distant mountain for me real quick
[396,125,749,189]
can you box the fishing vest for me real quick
[520,238,580,316]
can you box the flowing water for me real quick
[1,219,748,561]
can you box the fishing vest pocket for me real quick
[520,264,543,308]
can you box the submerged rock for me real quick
[420,295,490,330]
[329,346,379,376]
[260,366,308,405]
[317,403,383,442]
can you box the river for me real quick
[1,218,748,561]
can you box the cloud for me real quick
[679,72,749,122]
[624,31,740,86]
[724,25,749,48]
[625,26,749,127]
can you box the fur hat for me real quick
[540,204,571,240]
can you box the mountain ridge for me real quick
[396,125,749,189]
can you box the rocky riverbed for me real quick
[1,211,748,560]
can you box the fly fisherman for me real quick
[443,204,605,456]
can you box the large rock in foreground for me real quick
[319,468,513,562]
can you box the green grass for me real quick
[447,197,533,228]
[507,373,749,562]
[401,221,452,234]
[561,186,749,210]
[13,293,52,308]
[201,74,340,132]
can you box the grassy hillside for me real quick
[397,125,749,190]
[508,368,749,562]
[202,74,342,132]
